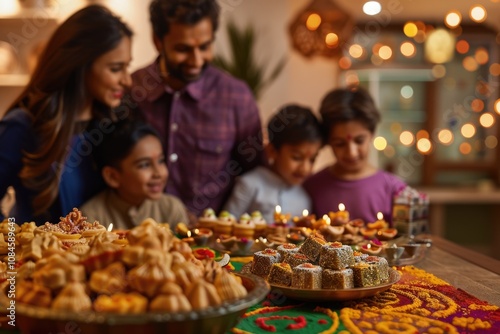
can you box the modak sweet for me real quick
[185,278,222,311]
[150,282,192,312]
[52,282,92,312]
[89,262,127,295]
[214,270,248,302]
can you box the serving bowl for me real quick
[1,273,269,334]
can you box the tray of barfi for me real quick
[240,235,401,301]
[0,211,270,334]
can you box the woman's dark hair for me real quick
[150,0,220,38]
[267,104,323,150]
[7,5,133,215]
[320,85,381,137]
[94,120,162,171]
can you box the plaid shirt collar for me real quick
[147,57,205,102]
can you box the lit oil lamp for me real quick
[329,203,349,225]
[274,205,290,226]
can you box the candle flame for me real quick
[187,230,192,237]
[377,212,383,220]
[275,205,282,214]
[338,203,345,211]
[107,223,113,232]
[322,214,331,225]
[302,209,309,217]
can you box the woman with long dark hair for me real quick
[0,5,133,224]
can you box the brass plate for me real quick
[242,264,400,302]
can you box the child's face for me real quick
[113,135,168,206]
[328,120,373,174]
[269,141,322,186]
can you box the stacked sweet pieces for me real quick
[197,209,268,239]
[7,217,248,314]
[250,237,390,290]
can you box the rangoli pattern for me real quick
[233,266,500,333]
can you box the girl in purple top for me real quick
[303,86,406,225]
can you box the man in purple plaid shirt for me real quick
[129,0,263,217]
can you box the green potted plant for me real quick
[213,21,286,100]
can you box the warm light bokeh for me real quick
[479,113,495,128]
[374,136,387,150]
[378,45,392,60]
[471,99,484,112]
[490,63,500,76]
[475,47,489,65]
[403,22,418,38]
[456,40,470,54]
[463,56,479,72]
[338,56,352,70]
[325,33,339,47]
[417,138,432,154]
[495,99,500,115]
[363,1,382,16]
[400,41,416,58]
[399,131,414,146]
[416,130,429,140]
[461,123,476,138]
[438,129,454,145]
[306,13,321,31]
[470,5,487,23]
[459,142,472,155]
[349,44,364,58]
[444,10,462,28]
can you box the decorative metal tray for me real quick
[0,273,269,334]
[241,264,400,302]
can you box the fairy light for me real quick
[373,136,387,150]
[470,5,487,23]
[444,10,462,28]
[306,13,321,31]
[400,131,414,146]
[438,129,453,145]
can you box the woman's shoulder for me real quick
[1,108,32,126]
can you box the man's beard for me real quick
[163,56,208,84]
